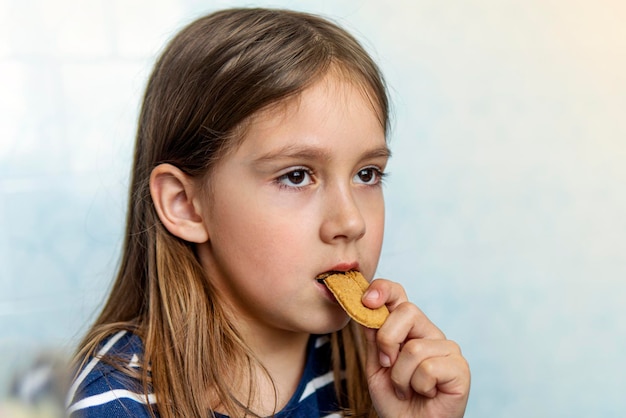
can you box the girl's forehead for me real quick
[245,73,385,132]
[228,76,387,162]
[218,71,387,166]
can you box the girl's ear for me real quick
[150,163,209,243]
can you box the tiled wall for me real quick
[2,1,626,416]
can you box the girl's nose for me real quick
[319,185,366,243]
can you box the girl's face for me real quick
[197,74,388,336]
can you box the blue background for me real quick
[1,1,625,416]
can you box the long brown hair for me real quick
[73,8,388,417]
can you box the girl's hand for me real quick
[362,279,470,418]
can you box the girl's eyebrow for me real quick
[252,144,392,163]
[363,145,392,160]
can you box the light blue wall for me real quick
[1,1,625,416]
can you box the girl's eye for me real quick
[354,167,385,185]
[276,168,313,189]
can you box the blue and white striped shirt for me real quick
[66,331,344,417]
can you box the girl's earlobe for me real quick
[149,164,209,243]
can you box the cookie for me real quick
[320,270,389,329]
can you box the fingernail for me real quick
[379,352,391,368]
[395,388,405,401]
[363,289,379,302]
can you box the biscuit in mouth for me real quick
[319,270,389,329]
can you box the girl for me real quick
[66,7,470,418]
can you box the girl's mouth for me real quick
[315,272,335,283]
[315,270,360,304]
[315,269,358,283]
[317,279,338,303]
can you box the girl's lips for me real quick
[315,271,337,283]
[315,263,360,282]
[316,279,338,303]
[315,267,360,304]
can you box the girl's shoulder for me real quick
[66,330,157,417]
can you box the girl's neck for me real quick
[226,313,311,415]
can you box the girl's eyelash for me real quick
[377,169,389,184]
[372,166,387,178]
[365,166,389,185]
[274,167,315,190]
[274,166,389,190]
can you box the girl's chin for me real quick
[310,310,351,335]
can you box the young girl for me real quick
[66,8,469,418]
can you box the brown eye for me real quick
[286,170,306,184]
[276,168,313,189]
[354,167,383,185]
[357,169,374,183]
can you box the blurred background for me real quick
[1,0,625,416]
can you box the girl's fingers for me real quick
[413,354,470,399]
[363,279,471,416]
[363,279,445,364]
[374,300,446,366]
[390,339,467,399]
[363,279,444,338]
[362,278,408,311]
